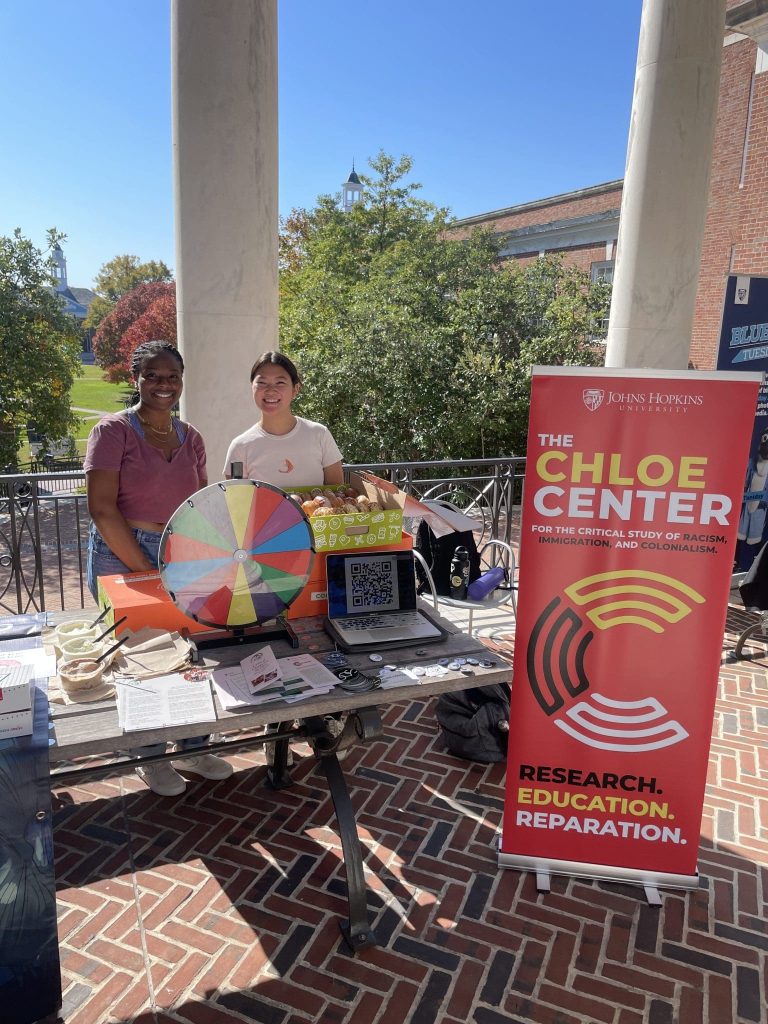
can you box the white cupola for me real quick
[52,243,67,291]
[342,163,363,213]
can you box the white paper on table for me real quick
[211,665,256,710]
[0,648,56,679]
[378,669,417,689]
[116,672,216,732]
[277,653,338,689]
[276,681,323,703]
[212,654,337,709]
[230,674,317,706]
[239,646,283,693]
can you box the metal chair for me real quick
[413,535,517,638]
[420,482,493,546]
[733,611,768,659]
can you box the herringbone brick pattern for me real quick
[51,606,767,1024]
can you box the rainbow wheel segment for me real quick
[159,480,315,630]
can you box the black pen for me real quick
[96,634,130,664]
[93,615,128,644]
[89,606,110,629]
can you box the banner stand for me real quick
[499,368,761,894]
[498,849,699,903]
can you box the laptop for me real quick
[323,550,447,652]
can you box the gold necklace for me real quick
[134,410,174,436]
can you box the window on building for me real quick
[591,260,615,285]
[589,262,614,343]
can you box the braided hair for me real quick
[129,341,184,406]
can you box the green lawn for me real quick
[71,365,132,414]
[69,366,132,455]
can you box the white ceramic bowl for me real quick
[53,620,99,656]
[59,636,105,664]
[59,657,105,694]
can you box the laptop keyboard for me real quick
[336,612,422,631]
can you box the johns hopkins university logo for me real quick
[582,388,604,411]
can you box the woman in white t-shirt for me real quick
[223,351,345,766]
[223,351,343,486]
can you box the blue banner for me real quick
[717,274,768,570]
[0,635,61,1024]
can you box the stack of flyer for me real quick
[115,670,217,733]
[212,647,339,710]
[0,647,56,739]
[0,663,34,739]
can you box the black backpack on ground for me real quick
[435,683,510,763]
[414,520,482,597]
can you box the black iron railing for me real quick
[0,457,525,614]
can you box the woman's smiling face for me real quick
[136,353,184,411]
[251,362,300,416]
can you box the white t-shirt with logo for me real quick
[223,417,343,487]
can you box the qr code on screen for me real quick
[349,559,396,609]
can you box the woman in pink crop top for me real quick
[84,341,206,587]
[84,340,232,795]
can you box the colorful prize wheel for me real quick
[158,481,315,630]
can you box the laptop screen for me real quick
[326,551,418,618]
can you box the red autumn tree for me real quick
[121,288,177,363]
[92,282,176,382]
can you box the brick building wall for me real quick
[451,181,623,241]
[511,243,611,273]
[451,181,622,285]
[691,24,765,367]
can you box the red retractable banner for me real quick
[500,368,760,884]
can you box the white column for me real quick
[605,0,727,369]
[172,0,278,477]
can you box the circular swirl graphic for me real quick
[527,570,705,752]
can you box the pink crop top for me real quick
[84,412,207,524]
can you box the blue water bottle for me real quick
[467,566,505,601]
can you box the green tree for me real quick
[0,229,82,467]
[280,152,608,462]
[84,254,172,331]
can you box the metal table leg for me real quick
[304,710,382,953]
[265,720,294,790]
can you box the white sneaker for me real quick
[172,752,234,780]
[325,715,349,760]
[136,762,186,797]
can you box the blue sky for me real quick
[0,1,642,288]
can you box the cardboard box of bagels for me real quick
[289,471,406,552]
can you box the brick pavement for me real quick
[50,605,767,1024]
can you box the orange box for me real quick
[99,536,414,630]
[98,571,211,637]
[286,534,413,620]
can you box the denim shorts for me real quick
[86,522,163,602]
